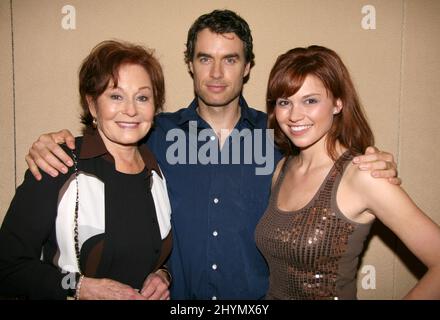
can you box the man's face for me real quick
[189,28,250,109]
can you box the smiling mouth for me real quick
[289,124,313,135]
[116,122,140,128]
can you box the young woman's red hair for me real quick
[266,45,374,160]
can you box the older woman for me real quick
[0,40,172,300]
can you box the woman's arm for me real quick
[0,169,149,300]
[351,169,440,299]
[0,170,69,299]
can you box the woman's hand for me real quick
[140,271,171,300]
[78,277,147,300]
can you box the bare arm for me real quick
[25,129,76,180]
[352,170,440,299]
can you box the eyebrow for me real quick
[223,53,240,59]
[196,52,241,59]
[110,86,152,91]
[196,52,212,59]
[302,93,321,98]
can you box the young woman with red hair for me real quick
[255,45,440,300]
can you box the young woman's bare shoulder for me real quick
[345,160,394,194]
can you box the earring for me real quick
[92,118,97,129]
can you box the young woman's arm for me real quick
[350,168,440,299]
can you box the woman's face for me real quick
[88,63,155,148]
[275,74,342,151]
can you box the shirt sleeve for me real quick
[0,169,71,299]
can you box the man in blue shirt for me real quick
[25,10,399,299]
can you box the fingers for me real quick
[48,131,74,167]
[360,159,392,171]
[370,166,397,179]
[353,159,397,179]
[27,134,74,177]
[354,146,395,163]
[140,274,170,300]
[353,153,394,167]
[140,276,154,297]
[130,291,149,300]
[25,154,42,181]
[146,287,170,300]
[364,146,379,154]
[28,143,63,177]
[388,177,402,186]
[102,279,146,300]
[160,290,171,300]
[81,278,147,300]
[352,147,399,183]
[54,129,76,150]
[52,129,74,145]
[65,134,76,151]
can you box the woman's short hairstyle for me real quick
[79,40,165,129]
[266,45,374,159]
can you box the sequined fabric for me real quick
[255,152,373,300]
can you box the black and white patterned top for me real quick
[0,129,172,299]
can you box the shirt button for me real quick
[212,230,218,237]
[210,136,216,141]
[212,296,217,300]
[213,198,219,204]
[212,264,217,270]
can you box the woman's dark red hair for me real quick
[266,45,374,159]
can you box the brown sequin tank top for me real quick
[255,151,373,300]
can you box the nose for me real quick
[122,99,137,117]
[288,104,304,122]
[210,60,223,79]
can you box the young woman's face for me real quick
[88,63,155,148]
[275,75,342,151]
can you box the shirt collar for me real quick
[177,95,257,128]
[238,96,257,128]
[79,128,162,178]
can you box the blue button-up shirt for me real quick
[146,97,283,299]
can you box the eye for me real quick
[137,95,149,102]
[199,56,210,64]
[304,98,318,105]
[225,57,237,64]
[276,99,291,108]
[110,94,123,100]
